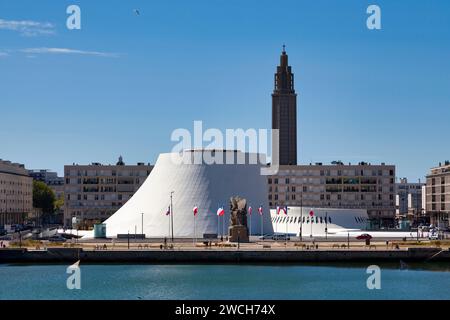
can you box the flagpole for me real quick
[249,207,252,238]
[260,207,263,240]
[193,213,196,246]
[222,212,225,237]
[285,207,288,246]
[300,193,303,242]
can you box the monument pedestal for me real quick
[228,225,249,243]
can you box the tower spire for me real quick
[272,47,298,166]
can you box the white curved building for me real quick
[85,150,273,238]
[270,207,368,237]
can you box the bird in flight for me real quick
[134,9,140,16]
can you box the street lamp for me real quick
[140,212,144,238]
[299,192,303,242]
[170,191,174,243]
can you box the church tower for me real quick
[272,46,297,165]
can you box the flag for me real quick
[309,210,314,217]
[276,206,281,215]
[217,207,225,216]
[193,206,198,216]
[258,206,263,215]
[282,206,288,215]
[248,206,252,215]
[165,206,171,216]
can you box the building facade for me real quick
[267,163,396,228]
[272,47,297,165]
[395,178,425,218]
[425,161,450,228]
[64,157,152,228]
[0,159,33,228]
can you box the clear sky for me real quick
[0,0,449,181]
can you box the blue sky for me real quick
[0,0,449,181]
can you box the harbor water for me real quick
[1,263,450,300]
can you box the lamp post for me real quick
[299,193,303,242]
[5,193,9,226]
[140,212,144,238]
[170,191,174,243]
[325,211,328,240]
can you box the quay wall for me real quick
[0,247,449,264]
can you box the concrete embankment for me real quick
[1,247,450,264]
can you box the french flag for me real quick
[282,206,288,215]
[193,206,198,216]
[276,206,281,215]
[258,206,263,215]
[217,206,225,216]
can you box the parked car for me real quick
[48,235,67,243]
[429,233,439,240]
[258,234,273,240]
[356,233,372,240]
[272,234,290,241]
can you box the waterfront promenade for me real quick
[1,237,450,264]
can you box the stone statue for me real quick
[228,196,249,242]
[229,196,248,227]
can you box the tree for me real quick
[33,181,56,224]
[54,195,65,212]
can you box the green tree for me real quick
[54,195,64,212]
[32,181,56,220]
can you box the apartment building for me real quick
[267,162,396,228]
[395,178,425,217]
[64,157,152,228]
[0,159,33,228]
[426,161,450,228]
